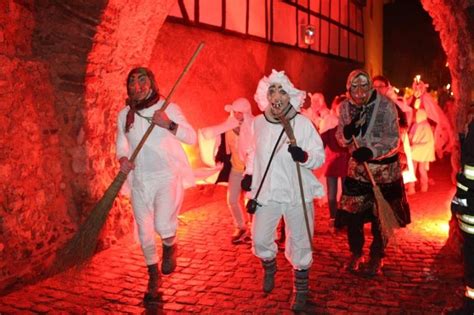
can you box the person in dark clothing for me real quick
[447,108,474,314]
[335,70,411,277]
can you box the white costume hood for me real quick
[254,69,306,111]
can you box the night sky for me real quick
[383,0,451,91]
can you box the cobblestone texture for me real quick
[0,160,465,314]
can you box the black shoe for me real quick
[345,255,363,273]
[262,259,277,293]
[291,269,309,312]
[161,244,177,275]
[362,257,383,277]
[144,264,161,303]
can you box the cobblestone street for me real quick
[0,159,464,314]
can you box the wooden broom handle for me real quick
[278,112,297,146]
[278,112,314,251]
[129,42,205,162]
[351,135,377,187]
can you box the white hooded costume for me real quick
[116,99,196,265]
[247,70,325,270]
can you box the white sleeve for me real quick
[166,104,197,145]
[299,118,325,170]
[244,119,256,175]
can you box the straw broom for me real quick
[352,136,400,242]
[278,111,315,252]
[52,42,205,272]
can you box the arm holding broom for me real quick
[116,67,197,303]
[53,43,205,303]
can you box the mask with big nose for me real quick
[268,83,290,116]
[349,75,371,106]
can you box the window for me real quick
[168,0,365,63]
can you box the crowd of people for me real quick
[115,66,468,313]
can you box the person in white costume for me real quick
[408,109,436,194]
[116,67,196,302]
[301,92,329,131]
[200,98,254,244]
[242,69,325,311]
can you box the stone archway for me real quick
[420,0,473,130]
[81,0,177,245]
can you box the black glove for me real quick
[343,123,361,140]
[241,174,252,191]
[343,114,361,140]
[288,145,308,163]
[352,147,373,163]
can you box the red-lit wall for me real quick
[149,21,358,131]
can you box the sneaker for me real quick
[231,228,248,244]
[362,257,383,277]
[345,255,364,273]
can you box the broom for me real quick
[352,136,400,243]
[277,111,315,252]
[53,42,205,272]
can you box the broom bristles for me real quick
[372,185,400,243]
[51,172,128,273]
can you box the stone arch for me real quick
[420,0,473,130]
[81,0,177,245]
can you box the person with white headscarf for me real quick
[200,98,254,244]
[241,69,325,311]
[335,69,411,277]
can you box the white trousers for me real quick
[227,168,247,229]
[252,201,314,270]
[131,174,184,265]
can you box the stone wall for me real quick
[0,1,76,292]
[0,0,178,294]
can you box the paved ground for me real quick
[0,158,466,314]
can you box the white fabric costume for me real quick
[116,99,196,265]
[410,109,436,163]
[411,80,454,159]
[247,70,325,270]
[200,98,254,230]
[301,92,338,205]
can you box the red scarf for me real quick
[125,91,160,132]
